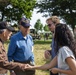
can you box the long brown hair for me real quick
[54,23,76,58]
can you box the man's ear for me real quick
[18,25,20,28]
[0,29,4,34]
[2,29,6,37]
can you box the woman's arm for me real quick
[26,56,57,70]
[66,57,76,75]
[51,57,76,75]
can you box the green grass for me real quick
[4,40,51,75]
[34,44,51,75]
[34,40,52,44]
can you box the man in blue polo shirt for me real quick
[7,18,35,75]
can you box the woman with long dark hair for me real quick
[26,23,76,75]
[51,24,76,75]
[54,24,76,56]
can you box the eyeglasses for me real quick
[48,23,53,27]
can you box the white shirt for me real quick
[57,46,75,75]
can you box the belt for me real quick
[14,60,35,66]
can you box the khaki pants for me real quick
[14,61,35,75]
[14,70,35,75]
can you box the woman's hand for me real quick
[25,64,34,70]
[49,68,59,74]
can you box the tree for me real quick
[36,0,76,30]
[44,24,49,31]
[0,0,36,22]
[34,19,43,32]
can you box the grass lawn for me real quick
[4,40,52,75]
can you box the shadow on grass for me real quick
[34,40,52,44]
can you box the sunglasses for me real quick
[48,23,53,27]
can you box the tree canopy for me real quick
[44,25,49,31]
[0,0,36,22]
[36,0,76,30]
[34,19,43,32]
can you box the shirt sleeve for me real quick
[30,35,35,62]
[0,49,25,71]
[0,59,25,71]
[31,35,34,46]
[7,36,17,61]
[61,46,75,63]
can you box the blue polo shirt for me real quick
[8,31,34,62]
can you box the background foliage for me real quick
[0,0,36,22]
[36,0,76,30]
